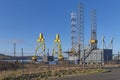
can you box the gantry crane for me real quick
[32,33,46,61]
[52,34,64,60]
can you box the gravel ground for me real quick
[53,68,120,80]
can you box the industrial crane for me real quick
[90,9,97,50]
[82,9,97,61]
[52,34,64,60]
[32,33,46,61]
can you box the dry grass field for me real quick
[0,61,109,80]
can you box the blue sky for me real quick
[0,0,120,56]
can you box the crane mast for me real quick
[71,12,77,55]
[90,9,97,50]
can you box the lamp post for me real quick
[13,43,16,61]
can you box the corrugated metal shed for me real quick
[68,49,112,64]
[85,49,112,63]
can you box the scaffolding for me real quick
[71,12,77,55]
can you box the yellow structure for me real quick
[32,33,46,61]
[37,33,44,42]
[36,33,45,52]
[90,39,97,44]
[52,34,64,60]
[32,54,37,61]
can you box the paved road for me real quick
[53,68,120,80]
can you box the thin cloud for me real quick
[0,39,25,44]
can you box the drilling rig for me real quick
[52,34,64,60]
[83,9,98,60]
[90,9,98,50]
[32,33,46,61]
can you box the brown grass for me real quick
[0,61,108,80]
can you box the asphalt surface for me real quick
[53,68,120,80]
